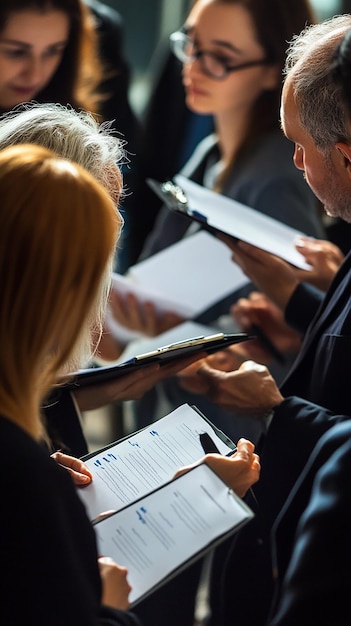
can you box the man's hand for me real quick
[174,438,260,498]
[220,236,299,311]
[179,359,284,418]
[231,292,303,359]
[294,236,344,291]
[176,347,248,393]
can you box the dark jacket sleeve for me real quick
[269,424,351,626]
[254,396,350,524]
[284,282,324,335]
[100,607,143,626]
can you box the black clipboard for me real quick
[65,332,254,388]
[146,177,311,274]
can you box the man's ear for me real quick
[336,142,351,177]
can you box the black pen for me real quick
[199,432,221,454]
[199,432,237,456]
[249,324,286,365]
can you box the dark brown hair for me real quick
[0,0,105,113]
[211,0,316,188]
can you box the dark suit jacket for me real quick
[280,250,351,413]
[269,420,351,625]
[285,281,324,335]
[208,251,351,626]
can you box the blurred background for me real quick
[104,0,351,116]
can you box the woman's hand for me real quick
[74,353,208,412]
[98,556,132,610]
[109,288,184,336]
[51,451,92,486]
[174,438,260,498]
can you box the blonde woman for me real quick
[0,142,260,624]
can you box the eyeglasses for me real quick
[170,30,270,80]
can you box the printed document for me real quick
[94,462,254,605]
[77,403,235,522]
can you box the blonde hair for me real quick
[0,144,122,440]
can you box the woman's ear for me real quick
[335,142,351,178]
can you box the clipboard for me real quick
[66,331,254,388]
[81,403,237,464]
[146,176,311,270]
[146,177,217,234]
[76,402,251,606]
[93,462,254,607]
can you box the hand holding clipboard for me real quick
[146,176,311,271]
[66,332,254,388]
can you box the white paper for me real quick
[174,175,312,270]
[110,230,248,326]
[94,463,253,605]
[111,272,195,320]
[77,404,235,521]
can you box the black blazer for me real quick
[280,250,351,413]
[270,419,351,625]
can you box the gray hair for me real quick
[0,102,126,203]
[284,14,351,150]
[0,102,126,370]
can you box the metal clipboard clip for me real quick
[146,178,209,226]
[146,178,189,214]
